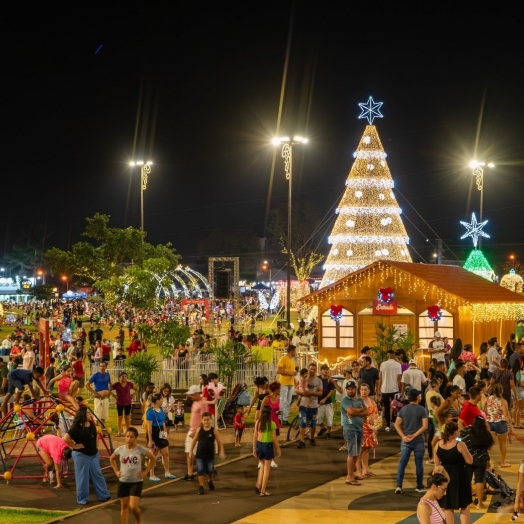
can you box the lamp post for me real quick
[272,136,308,329]
[129,161,153,232]
[262,260,272,288]
[61,275,68,292]
[469,160,494,249]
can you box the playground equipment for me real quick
[0,396,113,483]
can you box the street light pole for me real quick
[130,161,153,232]
[272,136,308,329]
[470,160,494,249]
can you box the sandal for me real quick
[339,445,347,451]
[255,485,261,494]
[345,480,362,486]
[364,472,376,477]
[354,475,365,480]
[260,492,271,497]
[500,463,511,468]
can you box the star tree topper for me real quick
[358,96,384,125]
[460,212,490,248]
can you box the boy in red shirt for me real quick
[233,405,245,447]
[458,386,484,429]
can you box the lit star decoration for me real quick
[460,213,490,248]
[358,96,384,125]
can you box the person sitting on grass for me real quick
[36,433,75,489]
[110,427,156,524]
[1,367,49,416]
[190,412,225,495]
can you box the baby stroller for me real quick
[485,468,514,508]
[217,383,249,428]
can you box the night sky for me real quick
[2,4,523,274]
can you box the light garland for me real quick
[345,178,394,189]
[336,206,402,215]
[257,291,269,310]
[320,122,412,288]
[500,270,523,293]
[269,289,280,310]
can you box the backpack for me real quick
[236,390,252,406]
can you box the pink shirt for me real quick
[58,375,72,394]
[37,435,70,464]
[189,399,208,432]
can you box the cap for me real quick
[409,359,417,365]
[408,389,421,398]
[344,365,352,373]
[345,380,357,389]
[434,331,441,338]
[186,385,201,395]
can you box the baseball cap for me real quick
[344,365,352,373]
[345,380,357,389]
[408,389,421,399]
[409,359,417,365]
[434,331,441,338]
[186,385,201,395]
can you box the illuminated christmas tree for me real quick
[320,98,412,288]
[463,249,495,281]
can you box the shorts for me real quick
[195,458,214,476]
[117,404,132,416]
[235,428,244,439]
[117,481,143,498]
[488,420,508,434]
[151,426,169,450]
[256,441,274,461]
[185,432,198,454]
[343,428,363,457]
[174,415,184,425]
[7,373,25,395]
[299,406,318,429]
[58,391,70,401]
[317,403,334,427]
[94,397,109,420]
[74,377,85,388]
[468,457,487,484]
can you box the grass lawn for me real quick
[0,508,72,524]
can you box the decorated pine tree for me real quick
[463,250,495,281]
[320,98,412,288]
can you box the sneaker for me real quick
[310,438,316,446]
[415,487,427,493]
[326,433,332,439]
[208,480,215,491]
[257,462,262,469]
[317,428,327,437]
[271,460,278,468]
[385,427,392,432]
[511,512,521,522]
[198,486,204,495]
[182,474,195,481]
[395,487,402,494]
[48,471,55,483]
[297,440,306,449]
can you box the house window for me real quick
[321,308,354,348]
[418,309,454,348]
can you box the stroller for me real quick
[217,383,250,428]
[485,468,514,507]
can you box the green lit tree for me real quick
[463,249,495,281]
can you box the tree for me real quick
[320,124,411,288]
[371,322,418,366]
[125,352,160,395]
[27,284,56,301]
[267,201,324,281]
[45,213,180,281]
[137,319,190,359]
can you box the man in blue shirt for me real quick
[86,361,112,424]
[394,388,428,494]
[341,380,368,485]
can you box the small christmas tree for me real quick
[463,249,495,281]
[321,101,411,288]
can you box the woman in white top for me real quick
[160,383,176,433]
[22,344,35,370]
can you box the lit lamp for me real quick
[272,136,308,328]
[61,275,68,292]
[469,160,494,249]
[129,160,153,232]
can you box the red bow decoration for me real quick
[329,304,343,321]
[378,287,394,304]
[427,305,442,322]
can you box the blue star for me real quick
[460,212,490,248]
[358,96,384,125]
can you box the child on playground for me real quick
[47,365,80,409]
[110,427,157,524]
[189,412,225,495]
[37,433,76,488]
[174,400,185,430]
[233,405,245,447]
[295,368,310,408]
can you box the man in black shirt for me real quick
[317,364,336,439]
[88,327,96,347]
[432,361,448,397]
[359,356,380,398]
[94,325,104,343]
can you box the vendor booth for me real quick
[300,260,524,364]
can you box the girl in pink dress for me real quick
[261,381,281,468]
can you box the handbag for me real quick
[153,410,168,440]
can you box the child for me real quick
[189,412,225,495]
[253,405,281,496]
[233,405,245,447]
[110,427,156,524]
[295,368,310,407]
[47,365,79,409]
[37,434,74,488]
[174,400,185,430]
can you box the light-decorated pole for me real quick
[469,160,494,248]
[130,161,153,232]
[272,136,308,329]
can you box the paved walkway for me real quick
[1,427,523,523]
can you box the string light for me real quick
[500,270,523,293]
[358,96,384,125]
[463,249,495,281]
[460,212,490,248]
[320,123,411,288]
